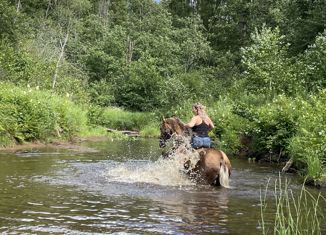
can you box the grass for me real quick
[139,122,160,138]
[79,125,108,137]
[88,105,157,131]
[260,175,326,235]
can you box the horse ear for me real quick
[162,116,166,122]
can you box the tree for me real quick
[0,0,21,42]
[296,32,326,92]
[278,0,326,55]
[241,26,297,97]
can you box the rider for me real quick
[184,103,214,149]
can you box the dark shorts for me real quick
[191,136,211,149]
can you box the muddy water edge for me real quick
[0,138,325,235]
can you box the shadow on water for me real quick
[0,138,325,235]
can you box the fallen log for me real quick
[282,158,293,173]
[107,128,140,137]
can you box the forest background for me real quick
[0,0,325,185]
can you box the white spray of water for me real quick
[106,157,191,186]
[106,136,201,187]
[106,135,232,188]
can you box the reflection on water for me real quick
[0,138,325,234]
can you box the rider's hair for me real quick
[193,103,207,119]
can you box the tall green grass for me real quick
[87,105,160,136]
[260,176,326,235]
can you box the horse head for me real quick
[159,117,186,148]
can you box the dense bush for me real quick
[289,90,326,181]
[0,83,87,146]
[213,92,325,182]
[210,99,251,154]
[0,1,22,42]
[113,59,166,111]
[247,95,300,161]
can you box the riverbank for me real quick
[0,136,109,154]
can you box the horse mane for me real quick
[165,117,190,136]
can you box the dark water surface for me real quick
[0,139,325,235]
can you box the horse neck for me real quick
[174,120,186,135]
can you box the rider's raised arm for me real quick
[207,117,215,129]
[184,116,198,128]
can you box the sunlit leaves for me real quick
[241,26,298,96]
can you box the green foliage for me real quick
[289,90,326,180]
[241,26,298,97]
[279,0,326,55]
[77,25,127,82]
[0,83,88,145]
[210,99,252,154]
[162,0,195,20]
[248,95,299,159]
[172,15,212,72]
[296,32,326,93]
[0,0,21,42]
[205,0,278,53]
[114,58,165,111]
[88,79,115,107]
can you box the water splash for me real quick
[106,136,201,187]
[106,135,202,187]
[106,157,194,186]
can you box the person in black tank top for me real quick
[184,103,215,149]
[192,122,210,137]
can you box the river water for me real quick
[0,138,325,235]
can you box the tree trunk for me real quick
[45,0,51,18]
[98,0,110,18]
[126,36,134,64]
[282,158,293,173]
[16,0,21,12]
[52,31,69,90]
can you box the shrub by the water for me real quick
[289,90,326,182]
[206,92,325,183]
[246,95,299,161]
[209,99,252,154]
[0,83,87,146]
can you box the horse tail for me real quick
[218,151,230,188]
[219,164,230,188]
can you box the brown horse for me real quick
[159,117,232,187]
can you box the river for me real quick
[0,138,325,234]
